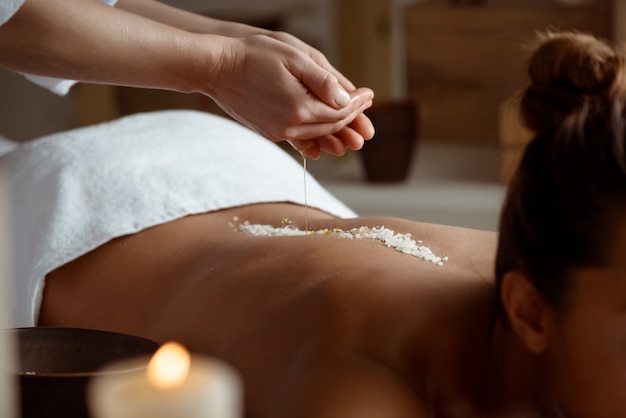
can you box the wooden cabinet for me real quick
[404,1,613,144]
[335,0,394,100]
[334,1,613,181]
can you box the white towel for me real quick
[1,110,356,327]
[0,0,24,26]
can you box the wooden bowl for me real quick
[10,327,159,418]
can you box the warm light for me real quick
[146,342,191,390]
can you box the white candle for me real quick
[0,173,17,418]
[88,342,242,418]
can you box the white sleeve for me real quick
[0,133,18,157]
[13,0,119,96]
[0,0,24,26]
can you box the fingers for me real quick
[318,58,357,93]
[288,120,373,159]
[308,50,357,94]
[283,91,374,142]
[290,133,358,160]
[302,107,376,158]
[306,69,350,109]
[288,139,322,160]
[271,31,357,92]
[280,88,374,140]
[291,54,356,110]
[333,123,367,151]
[348,113,375,142]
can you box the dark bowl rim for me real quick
[9,326,158,378]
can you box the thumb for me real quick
[295,60,351,109]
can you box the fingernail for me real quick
[334,88,350,107]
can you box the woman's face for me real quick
[547,223,626,418]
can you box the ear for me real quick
[500,271,553,354]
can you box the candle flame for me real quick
[146,342,190,390]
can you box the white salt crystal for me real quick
[235,219,447,266]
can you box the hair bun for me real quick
[520,31,622,134]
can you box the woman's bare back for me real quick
[40,203,499,417]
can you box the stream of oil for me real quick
[302,152,309,231]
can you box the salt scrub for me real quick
[235,219,448,266]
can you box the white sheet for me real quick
[1,110,356,327]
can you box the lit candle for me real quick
[0,173,17,418]
[88,342,242,418]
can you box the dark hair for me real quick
[496,31,626,308]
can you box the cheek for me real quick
[548,319,626,418]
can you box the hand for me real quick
[267,31,357,92]
[287,113,375,159]
[204,34,375,158]
[266,32,375,158]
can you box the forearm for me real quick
[0,0,219,93]
[114,0,271,37]
[0,0,374,148]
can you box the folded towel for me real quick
[1,110,356,327]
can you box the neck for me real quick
[488,315,556,417]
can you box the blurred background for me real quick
[0,0,618,230]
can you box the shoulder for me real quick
[270,353,432,418]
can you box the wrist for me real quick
[213,20,272,38]
[170,33,234,97]
[185,34,242,101]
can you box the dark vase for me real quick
[361,100,419,183]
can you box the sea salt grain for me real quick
[236,220,447,266]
